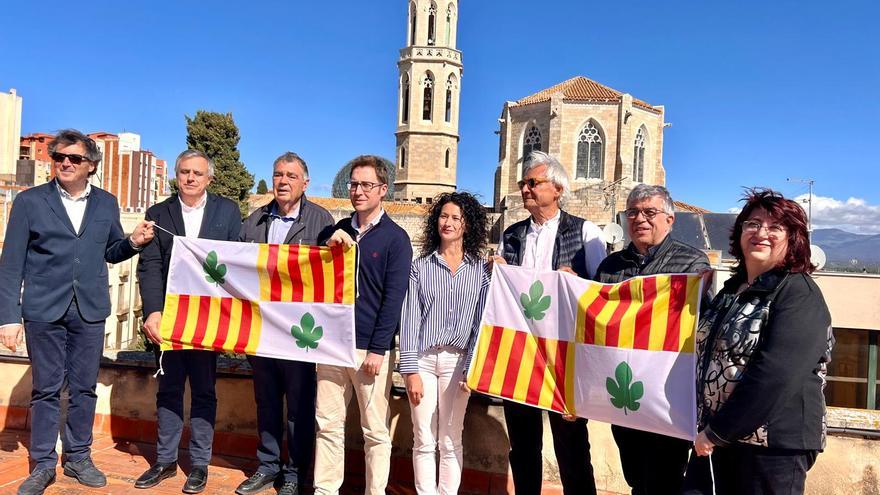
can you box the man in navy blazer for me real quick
[134,149,242,494]
[0,129,154,495]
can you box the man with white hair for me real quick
[493,150,605,494]
[595,183,710,495]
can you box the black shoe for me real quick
[17,468,56,495]
[183,466,209,494]
[235,471,278,495]
[278,481,299,495]
[134,461,177,488]
[62,458,107,488]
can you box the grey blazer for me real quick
[240,196,335,246]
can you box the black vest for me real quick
[501,210,589,278]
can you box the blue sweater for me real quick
[335,213,412,354]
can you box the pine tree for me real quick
[185,111,254,216]
[256,178,268,194]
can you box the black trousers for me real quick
[503,400,596,495]
[155,349,218,466]
[612,425,691,495]
[682,444,818,495]
[25,301,105,470]
[248,355,316,483]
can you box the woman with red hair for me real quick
[684,189,834,494]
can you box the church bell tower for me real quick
[393,0,462,203]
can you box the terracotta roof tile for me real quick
[514,76,658,112]
[673,200,710,214]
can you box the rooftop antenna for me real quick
[786,177,814,240]
[603,177,628,220]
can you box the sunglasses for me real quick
[51,152,91,165]
[517,177,551,189]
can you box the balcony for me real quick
[399,46,463,66]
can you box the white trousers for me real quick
[314,349,393,495]
[408,347,471,495]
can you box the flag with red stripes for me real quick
[467,264,702,440]
[159,237,357,367]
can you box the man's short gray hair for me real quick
[523,150,569,205]
[175,149,215,178]
[273,151,309,179]
[627,183,675,215]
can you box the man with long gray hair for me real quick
[594,183,710,495]
[135,149,242,493]
[493,150,606,494]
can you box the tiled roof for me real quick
[673,200,710,214]
[514,76,659,112]
[247,194,430,215]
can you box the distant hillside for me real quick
[812,228,880,268]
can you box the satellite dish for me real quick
[810,245,826,271]
[602,223,625,244]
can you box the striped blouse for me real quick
[399,251,491,374]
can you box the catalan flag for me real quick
[159,237,358,367]
[467,264,702,440]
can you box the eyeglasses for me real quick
[517,177,551,189]
[742,220,786,238]
[624,207,667,220]
[347,181,383,192]
[50,152,91,165]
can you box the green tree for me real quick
[256,178,268,194]
[185,110,254,216]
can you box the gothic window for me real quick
[521,124,542,176]
[446,3,454,46]
[427,4,437,46]
[445,75,455,122]
[422,73,434,121]
[400,146,406,169]
[401,73,410,123]
[633,127,646,182]
[576,121,604,180]
[445,148,450,168]
[409,3,417,46]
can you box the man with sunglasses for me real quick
[0,129,154,495]
[314,155,412,495]
[492,150,606,495]
[594,183,709,495]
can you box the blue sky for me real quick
[3,1,879,231]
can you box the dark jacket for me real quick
[500,210,593,278]
[137,193,242,316]
[0,181,139,323]
[334,213,412,354]
[239,196,335,245]
[594,234,709,284]
[697,270,833,451]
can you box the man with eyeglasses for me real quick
[234,152,334,495]
[134,149,242,494]
[0,129,154,495]
[492,150,605,495]
[313,155,412,495]
[594,183,710,495]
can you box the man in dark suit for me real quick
[133,149,242,494]
[235,152,334,495]
[0,129,154,495]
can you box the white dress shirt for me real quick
[180,193,207,238]
[351,210,385,241]
[502,210,606,278]
[57,180,91,234]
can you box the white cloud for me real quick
[794,194,880,234]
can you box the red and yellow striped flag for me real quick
[467,325,576,414]
[257,244,356,304]
[160,295,262,353]
[576,274,700,353]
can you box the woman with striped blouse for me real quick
[400,192,491,495]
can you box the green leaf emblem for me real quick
[290,312,323,351]
[605,361,644,415]
[202,250,227,285]
[521,280,552,320]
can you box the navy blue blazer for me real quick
[137,193,242,316]
[0,181,139,324]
